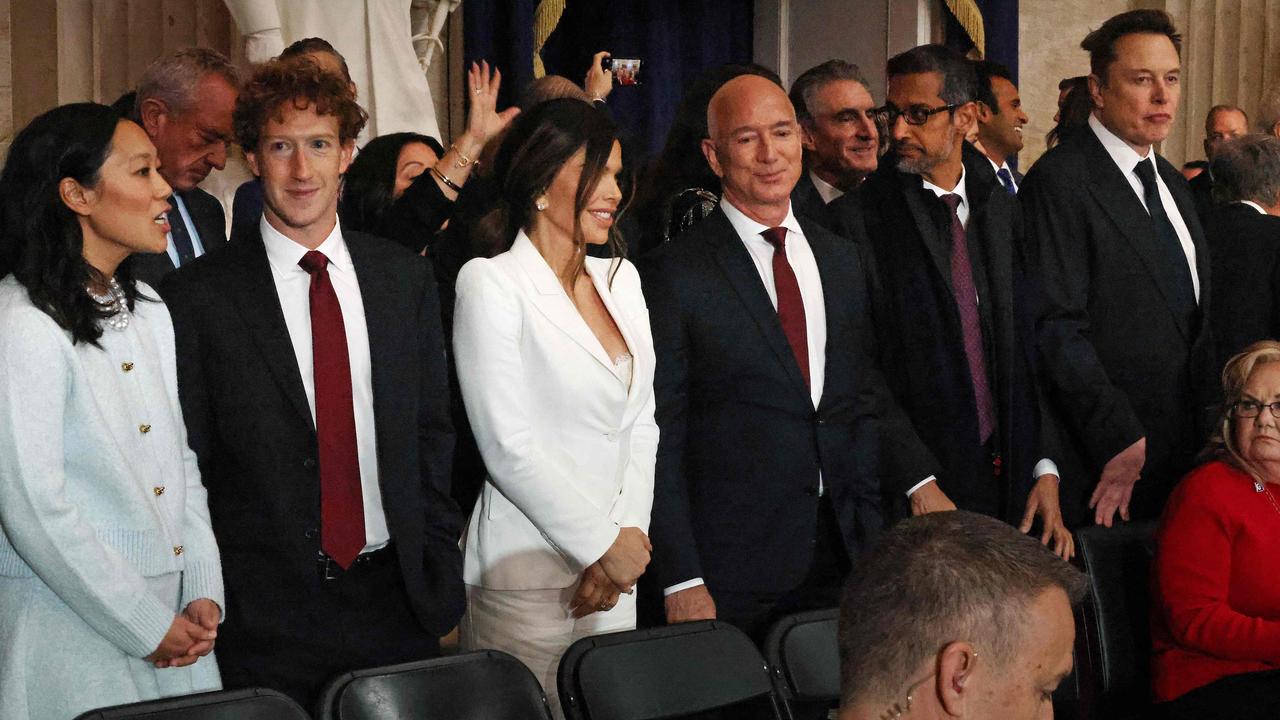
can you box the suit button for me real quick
[121,362,134,372]
[139,424,151,434]
[153,486,165,496]
[304,528,319,540]
[605,431,619,442]
[816,418,827,427]
[172,545,184,556]
[303,458,317,470]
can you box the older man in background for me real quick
[1188,104,1249,221]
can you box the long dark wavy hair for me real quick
[473,98,631,283]
[0,102,146,346]
[339,131,445,235]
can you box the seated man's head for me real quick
[1209,134,1280,213]
[838,511,1087,720]
[135,47,240,193]
[233,57,368,248]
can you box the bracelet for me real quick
[431,166,461,193]
[450,143,475,169]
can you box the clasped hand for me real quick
[146,598,220,669]
[571,527,651,618]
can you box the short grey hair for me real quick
[838,511,1088,707]
[1260,85,1280,135]
[135,47,240,117]
[1210,133,1280,206]
[789,60,871,124]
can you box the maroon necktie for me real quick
[298,250,364,569]
[761,227,810,388]
[938,194,995,443]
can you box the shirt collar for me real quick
[920,166,968,208]
[261,215,352,276]
[1240,200,1269,215]
[1089,113,1155,177]
[987,156,1009,177]
[808,170,844,204]
[720,197,803,243]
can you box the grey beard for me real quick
[893,125,957,176]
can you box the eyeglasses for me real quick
[871,102,959,127]
[1232,400,1280,418]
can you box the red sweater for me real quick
[1151,460,1280,702]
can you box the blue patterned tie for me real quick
[996,168,1017,196]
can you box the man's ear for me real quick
[138,97,168,138]
[59,177,94,217]
[701,138,724,179]
[936,641,980,716]
[339,140,356,175]
[1088,73,1105,111]
[244,150,260,179]
[954,101,978,134]
[799,121,818,152]
[975,101,994,123]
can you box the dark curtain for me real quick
[464,0,754,161]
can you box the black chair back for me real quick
[558,620,784,720]
[1073,520,1157,719]
[763,608,840,717]
[316,649,552,720]
[73,688,309,720]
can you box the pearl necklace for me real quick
[87,278,129,331]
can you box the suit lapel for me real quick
[899,175,954,296]
[1083,134,1192,339]
[586,261,648,428]
[511,234,617,373]
[345,233,405,465]
[707,210,810,396]
[226,231,315,431]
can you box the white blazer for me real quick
[453,231,658,590]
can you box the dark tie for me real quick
[939,194,995,444]
[996,167,1017,196]
[1132,159,1196,310]
[167,206,197,266]
[298,250,364,569]
[761,227,810,389]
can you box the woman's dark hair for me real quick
[474,98,630,282]
[1046,77,1093,149]
[0,102,145,346]
[340,131,445,234]
[631,63,782,252]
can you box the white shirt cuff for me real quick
[663,578,705,596]
[1033,459,1060,479]
[906,475,937,497]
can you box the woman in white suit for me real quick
[0,104,222,720]
[453,99,656,711]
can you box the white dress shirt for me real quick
[1088,114,1200,301]
[809,171,844,204]
[908,169,1059,496]
[1240,200,1268,215]
[260,217,390,551]
[665,199,829,598]
[164,194,207,269]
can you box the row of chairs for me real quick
[75,522,1158,720]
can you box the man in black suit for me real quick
[1020,9,1215,527]
[843,45,1070,557]
[788,60,879,232]
[129,48,238,288]
[972,60,1028,194]
[161,58,462,707]
[641,74,940,640]
[1205,134,1280,373]
[1187,104,1249,223]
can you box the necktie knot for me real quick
[996,168,1017,195]
[299,250,330,275]
[1133,158,1158,189]
[761,226,788,252]
[939,193,963,215]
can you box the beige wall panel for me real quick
[161,0,197,52]
[126,0,162,83]
[93,0,130,104]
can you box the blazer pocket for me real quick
[483,481,513,521]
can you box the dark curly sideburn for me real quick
[0,102,145,346]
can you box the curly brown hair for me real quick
[233,56,367,153]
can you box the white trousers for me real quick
[460,583,637,718]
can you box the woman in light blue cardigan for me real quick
[0,104,223,719]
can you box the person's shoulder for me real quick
[1174,460,1253,505]
[1022,136,1092,186]
[0,277,71,352]
[455,254,509,297]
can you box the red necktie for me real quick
[938,194,995,443]
[761,227,810,388]
[298,250,365,569]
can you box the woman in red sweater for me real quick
[1152,340,1280,719]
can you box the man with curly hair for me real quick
[160,56,464,706]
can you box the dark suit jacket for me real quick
[639,207,939,596]
[791,172,839,232]
[1188,170,1215,225]
[132,188,226,290]
[1207,202,1280,374]
[851,153,1049,523]
[159,225,464,654]
[1020,127,1216,522]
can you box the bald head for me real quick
[702,73,801,226]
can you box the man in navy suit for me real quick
[972,60,1028,194]
[641,74,938,640]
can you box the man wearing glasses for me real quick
[834,44,1072,558]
